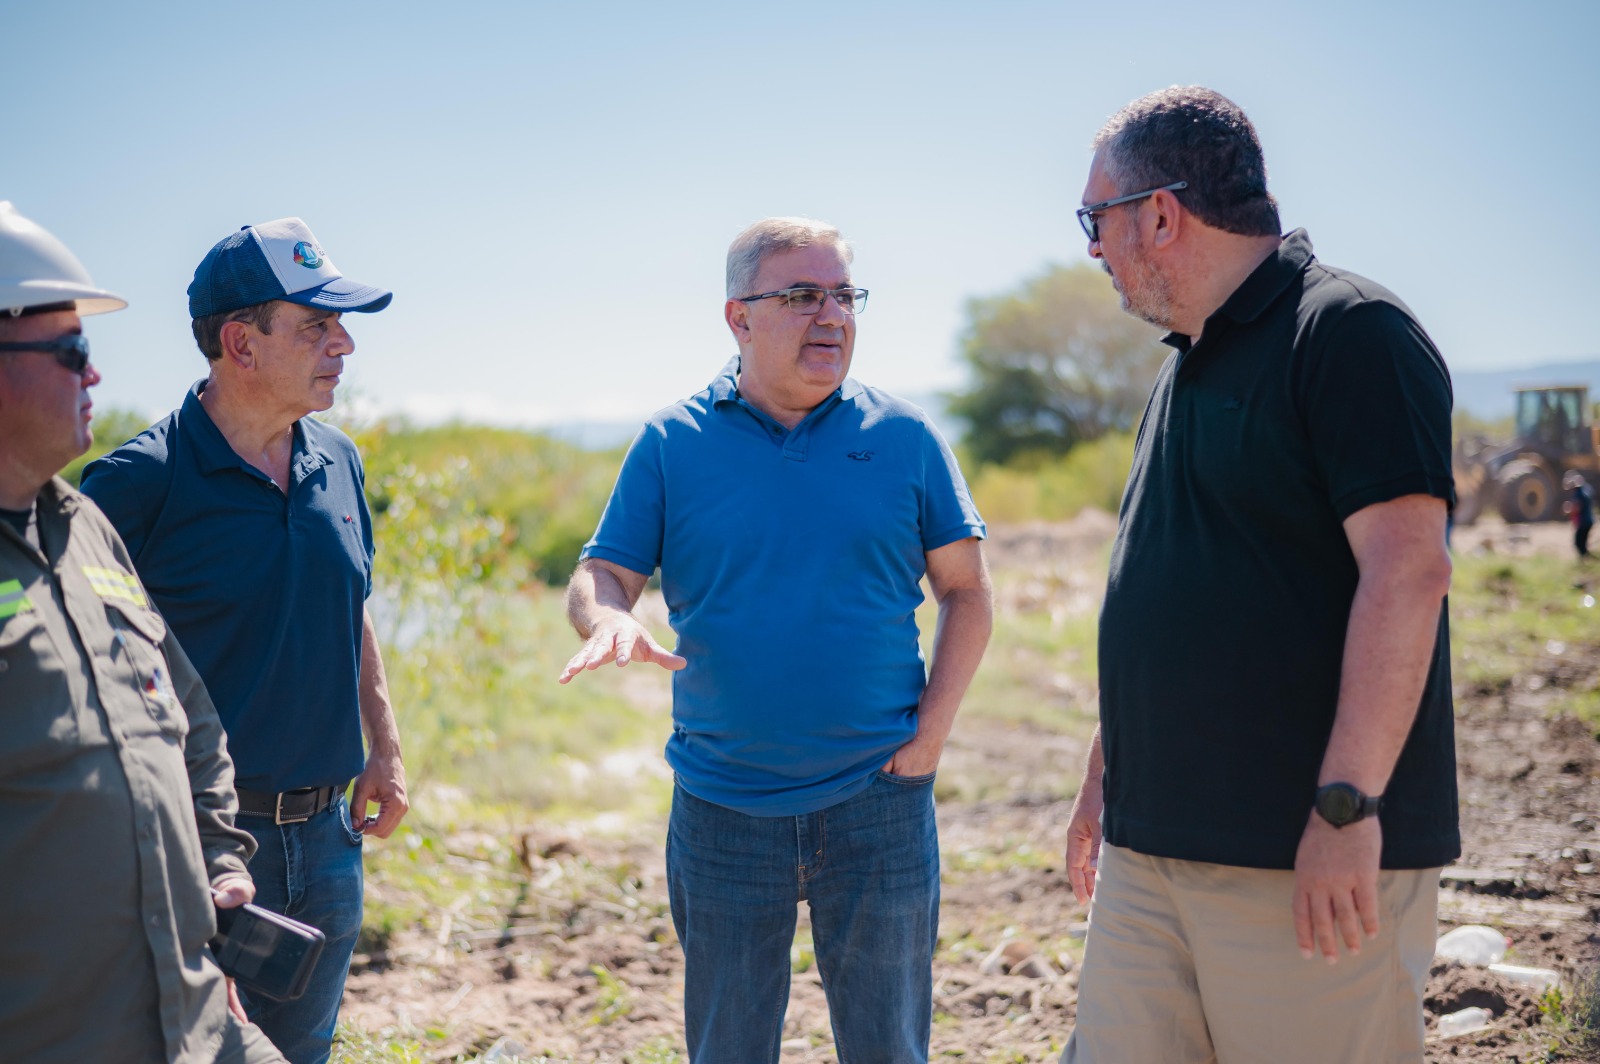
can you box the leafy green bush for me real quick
[965,432,1134,523]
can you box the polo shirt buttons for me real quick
[0,659,7,672]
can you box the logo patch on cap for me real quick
[293,241,323,268]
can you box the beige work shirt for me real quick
[0,477,259,1062]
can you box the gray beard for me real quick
[1104,259,1176,331]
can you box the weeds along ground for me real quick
[335,515,1600,1063]
[335,516,1112,1063]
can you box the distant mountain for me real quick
[1452,360,1600,419]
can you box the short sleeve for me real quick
[79,455,155,561]
[918,419,987,552]
[1301,302,1455,520]
[580,426,666,577]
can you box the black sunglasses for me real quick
[0,333,93,375]
[1076,181,1188,243]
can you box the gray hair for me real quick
[725,217,852,299]
[1094,86,1281,238]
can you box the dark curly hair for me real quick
[1094,86,1281,238]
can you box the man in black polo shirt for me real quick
[82,218,409,1064]
[1059,87,1457,1063]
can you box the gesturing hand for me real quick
[558,614,686,684]
[1292,813,1382,963]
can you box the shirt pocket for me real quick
[104,600,190,741]
[0,607,80,773]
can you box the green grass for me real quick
[1449,552,1600,726]
[383,585,674,813]
[1518,979,1600,1062]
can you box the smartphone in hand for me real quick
[210,902,326,1002]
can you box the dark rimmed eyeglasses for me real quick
[737,286,869,315]
[0,333,93,375]
[1076,181,1188,243]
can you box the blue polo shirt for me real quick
[583,356,985,816]
[80,382,373,792]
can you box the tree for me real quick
[948,263,1168,466]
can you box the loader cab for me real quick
[1514,386,1588,456]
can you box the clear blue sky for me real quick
[5,0,1596,428]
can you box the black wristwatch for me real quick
[1313,782,1383,828]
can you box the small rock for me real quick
[1012,953,1059,980]
[1001,939,1037,967]
[979,936,1039,975]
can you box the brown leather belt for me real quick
[236,784,343,825]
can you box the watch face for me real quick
[1319,785,1360,825]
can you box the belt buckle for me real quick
[274,791,315,826]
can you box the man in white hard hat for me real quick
[0,201,285,1062]
[82,218,406,1064]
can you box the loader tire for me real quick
[1496,462,1557,523]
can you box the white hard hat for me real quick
[0,201,126,317]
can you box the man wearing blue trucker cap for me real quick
[82,217,408,1064]
[560,217,994,1064]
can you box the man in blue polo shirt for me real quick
[81,218,408,1064]
[559,216,993,1064]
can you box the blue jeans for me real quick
[238,794,364,1064]
[667,771,941,1064]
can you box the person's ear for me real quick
[725,299,752,345]
[1149,187,1184,251]
[218,320,256,370]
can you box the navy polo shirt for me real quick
[583,356,986,817]
[80,382,374,792]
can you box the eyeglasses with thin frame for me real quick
[0,333,92,375]
[1076,180,1188,243]
[737,286,869,315]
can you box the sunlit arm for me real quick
[1293,493,1451,961]
[351,607,409,838]
[881,537,993,777]
[559,557,686,683]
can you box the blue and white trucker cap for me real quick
[188,217,392,319]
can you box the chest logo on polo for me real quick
[847,450,874,461]
[82,566,148,608]
[0,578,33,620]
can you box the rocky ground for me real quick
[341,514,1600,1063]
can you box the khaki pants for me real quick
[1062,844,1438,1064]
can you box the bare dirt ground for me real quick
[343,513,1600,1063]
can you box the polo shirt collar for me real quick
[183,381,331,482]
[707,354,864,407]
[1162,228,1315,349]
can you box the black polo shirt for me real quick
[1097,229,1459,870]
